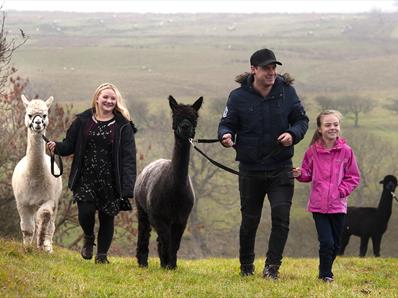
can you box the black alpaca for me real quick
[339,175,397,257]
[134,95,203,269]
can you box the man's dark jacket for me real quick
[218,73,309,171]
[55,109,137,198]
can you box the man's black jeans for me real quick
[238,167,294,266]
[312,212,346,278]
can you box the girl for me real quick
[48,83,137,264]
[293,110,360,282]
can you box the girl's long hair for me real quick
[91,82,131,121]
[310,109,343,145]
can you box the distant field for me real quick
[6,11,398,103]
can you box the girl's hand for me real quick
[47,141,56,155]
[292,167,301,178]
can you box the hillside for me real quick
[5,11,398,102]
[1,238,397,297]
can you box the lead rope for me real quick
[189,138,287,178]
[42,134,63,178]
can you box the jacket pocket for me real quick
[271,146,294,162]
[235,136,259,163]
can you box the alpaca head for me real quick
[379,175,397,193]
[168,95,203,140]
[21,94,54,134]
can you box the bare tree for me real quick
[337,95,375,127]
[383,98,398,114]
[0,11,28,93]
[314,95,337,110]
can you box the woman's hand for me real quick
[47,141,56,155]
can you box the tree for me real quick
[383,98,398,114]
[314,95,336,110]
[337,95,375,127]
[0,12,28,93]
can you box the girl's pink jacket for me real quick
[296,138,361,214]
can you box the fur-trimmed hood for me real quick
[234,72,295,86]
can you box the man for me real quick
[218,48,308,279]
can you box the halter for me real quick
[28,113,47,131]
[392,191,398,202]
[175,118,196,140]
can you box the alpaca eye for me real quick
[43,115,47,119]
[28,114,32,119]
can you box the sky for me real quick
[2,0,397,14]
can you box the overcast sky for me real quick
[3,0,397,14]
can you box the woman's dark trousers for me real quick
[77,201,115,255]
[312,212,346,278]
[238,168,294,267]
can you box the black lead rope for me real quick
[190,139,240,175]
[41,135,63,178]
[190,138,286,178]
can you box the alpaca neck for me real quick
[26,129,46,169]
[377,189,393,221]
[171,136,191,184]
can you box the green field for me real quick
[1,238,398,297]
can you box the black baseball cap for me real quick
[250,48,282,67]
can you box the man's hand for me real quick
[277,132,293,147]
[221,133,234,148]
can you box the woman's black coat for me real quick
[55,109,137,198]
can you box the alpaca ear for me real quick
[168,95,178,111]
[192,96,203,111]
[45,96,54,108]
[21,94,30,108]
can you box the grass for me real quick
[1,238,397,297]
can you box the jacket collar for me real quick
[314,137,346,152]
[241,74,284,98]
[77,108,129,125]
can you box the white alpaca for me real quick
[11,95,62,253]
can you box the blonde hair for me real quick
[310,109,343,145]
[91,82,131,121]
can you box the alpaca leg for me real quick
[18,205,36,251]
[156,236,167,268]
[338,232,350,256]
[155,223,172,269]
[136,205,151,267]
[36,201,55,253]
[169,222,187,269]
[359,236,369,257]
[371,235,382,257]
[45,201,57,253]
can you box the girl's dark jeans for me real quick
[238,168,294,266]
[312,212,346,278]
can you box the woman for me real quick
[48,83,137,264]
